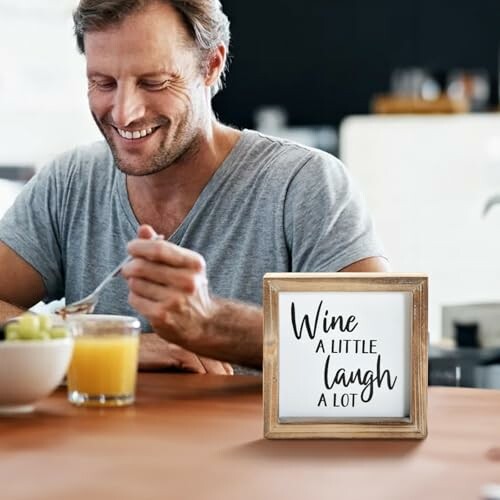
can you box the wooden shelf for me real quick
[372,94,470,114]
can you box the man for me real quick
[0,0,388,373]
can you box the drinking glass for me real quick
[66,315,140,407]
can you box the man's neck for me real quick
[126,121,242,237]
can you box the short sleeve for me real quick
[284,152,385,272]
[0,161,65,301]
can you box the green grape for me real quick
[5,323,20,341]
[3,313,67,341]
[39,314,53,332]
[17,313,41,340]
[28,330,50,341]
[49,326,68,339]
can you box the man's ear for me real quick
[204,44,227,88]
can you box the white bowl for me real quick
[0,338,74,414]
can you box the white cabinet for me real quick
[340,114,500,342]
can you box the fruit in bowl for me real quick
[0,313,74,414]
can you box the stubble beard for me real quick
[92,112,202,177]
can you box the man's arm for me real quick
[0,240,232,374]
[0,242,46,320]
[162,257,389,367]
[123,226,390,369]
[139,333,233,374]
[0,300,25,322]
[340,256,390,272]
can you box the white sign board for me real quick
[263,273,428,439]
[278,291,411,419]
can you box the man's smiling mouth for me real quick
[113,126,160,140]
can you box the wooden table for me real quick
[1,374,500,500]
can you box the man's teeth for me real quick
[117,127,155,140]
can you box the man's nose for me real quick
[111,84,146,128]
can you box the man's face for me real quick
[84,2,207,176]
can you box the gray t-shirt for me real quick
[0,129,384,332]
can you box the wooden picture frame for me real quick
[263,273,428,439]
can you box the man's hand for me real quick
[124,224,263,368]
[139,333,233,375]
[123,224,216,350]
[0,300,25,323]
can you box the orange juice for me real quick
[67,335,139,405]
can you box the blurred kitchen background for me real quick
[2,0,500,387]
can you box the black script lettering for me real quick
[291,301,323,340]
[323,311,358,333]
[323,354,398,403]
[291,301,360,340]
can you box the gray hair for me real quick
[73,0,231,97]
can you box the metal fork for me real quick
[58,235,213,318]
[57,253,135,316]
[57,235,163,316]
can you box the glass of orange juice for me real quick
[66,315,140,407]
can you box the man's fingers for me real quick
[139,333,182,371]
[128,277,170,302]
[137,224,157,239]
[168,343,207,374]
[169,346,231,376]
[124,262,199,294]
[128,292,166,325]
[197,355,234,376]
[128,279,190,314]
[138,332,234,376]
[127,238,204,271]
[223,362,234,375]
[198,356,229,375]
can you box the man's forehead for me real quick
[84,30,190,78]
[84,25,183,53]
[83,2,192,53]
[86,65,179,78]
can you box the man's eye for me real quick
[98,82,115,90]
[90,80,115,91]
[141,80,168,90]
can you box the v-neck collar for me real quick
[116,129,252,243]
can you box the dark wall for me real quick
[213,0,500,128]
